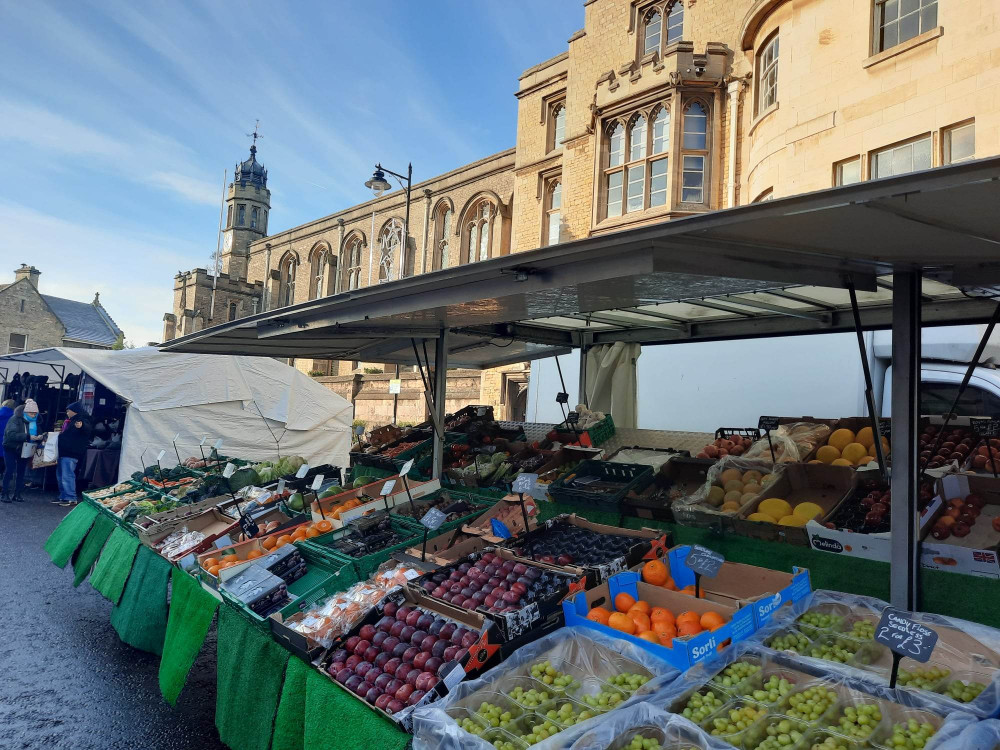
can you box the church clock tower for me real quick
[221,125,270,280]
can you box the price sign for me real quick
[476,407,488,416]
[354,425,364,436]
[876,609,939,663]
[310,474,325,492]
[239,514,260,539]
[420,507,447,531]
[157,450,166,462]
[567,412,580,424]
[758,416,780,432]
[200,436,208,446]
[879,418,892,440]
[172,433,181,444]
[684,545,725,578]
[214,439,223,451]
[178,553,196,570]
[295,464,310,479]
[399,459,414,477]
[277,478,286,495]
[380,479,397,497]
[388,378,401,395]
[971,418,1000,438]
[214,534,234,549]
[222,463,236,478]
[512,473,539,495]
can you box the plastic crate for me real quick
[586,414,616,447]
[390,489,496,534]
[547,459,652,513]
[301,517,422,579]
[346,464,395,485]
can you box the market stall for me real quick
[38,158,1000,750]
[0,347,354,483]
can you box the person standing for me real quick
[0,399,13,486]
[56,401,92,506]
[2,399,43,503]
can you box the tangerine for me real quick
[641,559,669,587]
[663,577,678,591]
[629,599,651,615]
[654,623,677,640]
[650,607,675,626]
[656,629,676,647]
[614,592,637,613]
[247,549,263,560]
[700,611,726,630]
[677,620,703,637]
[207,565,221,577]
[203,557,220,569]
[627,609,651,633]
[276,535,292,546]
[261,537,277,550]
[291,528,308,541]
[679,585,697,596]
[305,527,320,538]
[315,520,333,533]
[636,631,659,643]
[608,612,637,635]
[675,610,700,628]
[586,607,612,625]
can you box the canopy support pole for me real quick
[578,346,589,409]
[431,329,449,479]
[847,283,888,483]
[889,270,921,610]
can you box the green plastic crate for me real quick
[586,414,616,447]
[390,489,496,534]
[300,517,422,580]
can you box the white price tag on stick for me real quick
[277,479,286,494]
[214,439,223,451]
[380,479,397,496]
[156,450,166,462]
[399,459,414,477]
[295,464,310,479]
[223,463,236,478]
[311,474,324,491]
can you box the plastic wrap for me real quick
[933,718,1000,750]
[672,457,785,518]
[411,625,680,750]
[743,422,833,464]
[756,588,1000,719]
[568,703,734,750]
[280,560,421,649]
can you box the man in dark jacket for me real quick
[2,399,43,502]
[56,401,92,506]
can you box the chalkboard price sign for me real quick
[758,416,780,432]
[420,507,447,531]
[684,545,724,578]
[239,514,260,539]
[512,473,539,495]
[878,418,892,440]
[876,608,939,662]
[971,418,1000,439]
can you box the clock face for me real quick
[223,232,232,251]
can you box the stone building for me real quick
[165,0,999,421]
[1,264,123,353]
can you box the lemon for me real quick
[831,458,853,467]
[856,426,875,449]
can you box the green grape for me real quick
[706,704,767,739]
[519,718,563,744]
[768,631,811,653]
[542,702,595,727]
[744,675,793,704]
[882,718,938,749]
[783,686,837,722]
[807,636,861,664]
[945,679,986,703]
[712,660,761,687]
[581,688,624,711]
[477,701,519,728]
[897,666,950,690]
[626,736,663,750]
[680,688,726,722]
[749,718,804,750]
[848,620,875,639]
[529,660,576,690]
[608,672,651,693]
[459,717,485,736]
[807,733,854,750]
[826,703,882,739]
[492,741,517,750]
[797,610,844,636]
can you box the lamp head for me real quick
[365,167,392,197]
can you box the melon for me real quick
[759,497,792,519]
[841,442,868,464]
[828,428,856,452]
[831,458,853,467]
[720,468,743,484]
[748,512,777,523]
[724,479,745,494]
[793,501,823,521]
[778,514,807,527]
[816,445,841,464]
[724,490,743,505]
[742,470,763,484]
[742,482,762,496]
[721,501,742,513]
[707,486,725,505]
[741,492,758,503]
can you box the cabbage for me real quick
[284,456,306,473]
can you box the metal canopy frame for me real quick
[162,158,1000,610]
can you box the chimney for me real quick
[14,264,40,288]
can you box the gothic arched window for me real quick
[378,219,404,282]
[432,202,453,270]
[343,235,363,290]
[279,254,297,307]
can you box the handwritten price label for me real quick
[684,545,724,578]
[758,416,780,432]
[876,609,938,662]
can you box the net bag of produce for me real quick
[647,640,977,750]
[755,589,1000,719]
[566,702,733,750]
[672,457,785,518]
[742,422,833,464]
[411,625,679,750]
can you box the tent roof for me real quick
[160,157,1000,367]
[0,347,352,430]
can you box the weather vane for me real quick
[248,120,262,151]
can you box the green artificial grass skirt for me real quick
[110,544,172,655]
[44,502,99,568]
[159,568,219,706]
[216,605,290,750]
[303,667,410,750]
[71,514,116,587]
[272,655,310,750]
[90,527,141,605]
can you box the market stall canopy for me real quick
[0,347,354,479]
[160,158,1000,366]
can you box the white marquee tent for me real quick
[0,347,354,480]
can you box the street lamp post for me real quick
[365,163,412,280]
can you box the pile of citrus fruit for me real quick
[584,559,729,647]
[813,427,888,468]
[324,495,366,520]
[200,519,334,577]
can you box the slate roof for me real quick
[41,294,123,347]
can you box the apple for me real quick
[966,494,986,509]
[374,693,393,710]
[959,512,978,526]
[335,668,353,684]
[407,689,427,706]
[386,699,405,714]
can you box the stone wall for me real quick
[0,279,65,353]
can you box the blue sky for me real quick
[0,0,581,344]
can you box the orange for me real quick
[664,577,678,591]
[315,520,333,533]
[677,620,703,637]
[654,624,677,646]
[641,559,668,587]
[261,537,277,550]
[291,528,308,541]
[614,592,637,614]
[247,549,263,560]
[207,565,221,577]
[675,610,700,629]
[700,611,726,630]
[305,527,320,538]
[276,535,292,546]
[629,599,651,615]
[650,606,674,624]
[627,610,651,633]
[636,630,659,643]
[203,557,220,569]
[586,607,612,625]
[608,612,637,635]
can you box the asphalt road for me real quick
[0,490,227,750]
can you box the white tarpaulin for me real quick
[585,342,640,429]
[0,347,353,481]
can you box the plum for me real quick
[412,651,430,670]
[420,635,438,653]
[461,631,479,649]
[431,586,447,598]
[365,667,382,684]
[402,646,420,663]
[438,623,457,641]
[443,645,459,662]
[364,646,380,663]
[382,602,398,618]
[384,678,404,696]
[359,624,377,641]
[335,668,353,684]
[330,648,349,664]
[372,631,388,648]
[394,661,412,679]
[409,629,428,646]
[383,657,402,675]
[392,642,409,659]
[408,689,427,706]
[405,667,422,686]
[427,619,445,636]
[380,635,400,654]
[353,639,371,656]
[374,672,393,691]
[365,687,383,704]
[327,661,345,677]
[385,699,405,715]
[415,671,437,692]
[389,621,406,638]
[345,675,364,692]
[354,661,374,677]
[345,654,361,670]
[395,683,415,702]
[405,610,422,627]
[395,605,413,622]
[451,628,468,645]
[344,636,361,653]
[374,693,393,710]
[431,640,448,659]
[399,626,415,643]
[425,656,443,674]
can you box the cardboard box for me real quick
[403,529,492,566]
[408,547,584,642]
[459,496,539,540]
[145,508,239,561]
[733,464,856,546]
[133,493,232,543]
[652,545,812,629]
[311,477,441,526]
[562,571,756,669]
[503,514,673,585]
[921,473,1000,578]
[626,457,714,522]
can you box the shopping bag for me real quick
[43,432,59,462]
[20,441,33,459]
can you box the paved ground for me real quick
[0,489,227,750]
